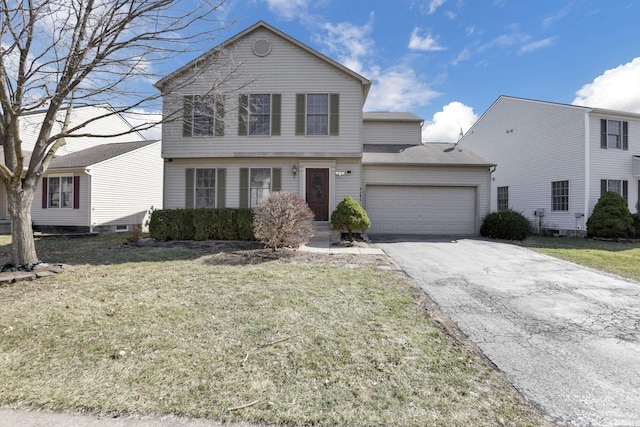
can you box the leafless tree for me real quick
[0,0,236,267]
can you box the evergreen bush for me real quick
[586,192,634,238]
[149,208,255,241]
[480,210,530,240]
[330,196,371,241]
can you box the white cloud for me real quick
[428,0,447,14]
[365,67,440,111]
[519,37,556,53]
[262,0,309,21]
[317,16,375,75]
[453,48,470,65]
[421,101,478,142]
[408,28,447,52]
[573,57,640,113]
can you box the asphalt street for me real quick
[374,237,640,427]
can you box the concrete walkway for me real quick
[374,237,640,427]
[298,230,384,254]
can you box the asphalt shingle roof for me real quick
[362,143,495,167]
[363,112,424,122]
[49,140,158,169]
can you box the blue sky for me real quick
[158,0,640,142]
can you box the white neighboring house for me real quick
[0,105,162,233]
[32,140,162,233]
[156,21,494,236]
[461,95,640,234]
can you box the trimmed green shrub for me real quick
[330,196,371,241]
[253,192,314,250]
[480,210,530,240]
[586,192,634,238]
[149,208,255,241]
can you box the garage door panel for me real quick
[366,186,476,234]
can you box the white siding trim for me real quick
[583,112,590,219]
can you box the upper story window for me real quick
[238,94,281,136]
[600,119,628,150]
[551,180,569,212]
[497,186,509,211]
[183,95,225,137]
[296,93,339,136]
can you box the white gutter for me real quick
[584,111,590,225]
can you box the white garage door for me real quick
[366,185,477,234]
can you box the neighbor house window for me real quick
[185,168,226,209]
[295,93,339,136]
[48,176,74,208]
[601,179,628,200]
[551,180,569,211]
[239,168,282,208]
[600,119,628,150]
[183,95,224,137]
[497,186,509,211]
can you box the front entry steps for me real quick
[312,222,341,244]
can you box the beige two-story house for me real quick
[155,21,493,235]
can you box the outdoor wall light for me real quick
[292,164,298,177]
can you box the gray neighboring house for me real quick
[31,140,162,233]
[156,21,493,236]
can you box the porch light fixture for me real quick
[292,164,298,177]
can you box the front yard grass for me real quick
[522,236,640,282]
[0,234,551,426]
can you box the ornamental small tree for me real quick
[253,192,314,251]
[586,191,634,238]
[330,196,371,241]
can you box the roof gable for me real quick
[154,21,371,97]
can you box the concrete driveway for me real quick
[372,237,640,427]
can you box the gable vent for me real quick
[252,39,272,56]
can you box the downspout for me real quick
[583,112,590,230]
[85,168,93,233]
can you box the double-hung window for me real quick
[185,168,226,209]
[601,179,628,200]
[295,93,339,136]
[600,119,628,150]
[48,176,74,208]
[183,95,225,137]
[551,180,569,212]
[238,94,281,136]
[497,186,509,211]
[239,168,282,208]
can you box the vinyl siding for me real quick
[464,97,588,231]
[164,157,362,211]
[32,171,90,227]
[90,142,163,228]
[588,114,640,215]
[161,28,364,159]
[20,105,144,155]
[363,121,422,145]
[362,165,491,224]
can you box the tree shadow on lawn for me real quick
[0,234,281,267]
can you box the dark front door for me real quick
[306,168,329,221]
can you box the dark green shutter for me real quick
[215,95,225,136]
[238,94,248,136]
[623,180,628,200]
[623,121,628,150]
[329,93,339,136]
[183,95,194,137]
[601,179,607,196]
[217,168,226,208]
[239,168,249,208]
[271,94,281,136]
[295,94,306,135]
[272,168,281,192]
[185,168,195,208]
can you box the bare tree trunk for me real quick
[6,185,38,267]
